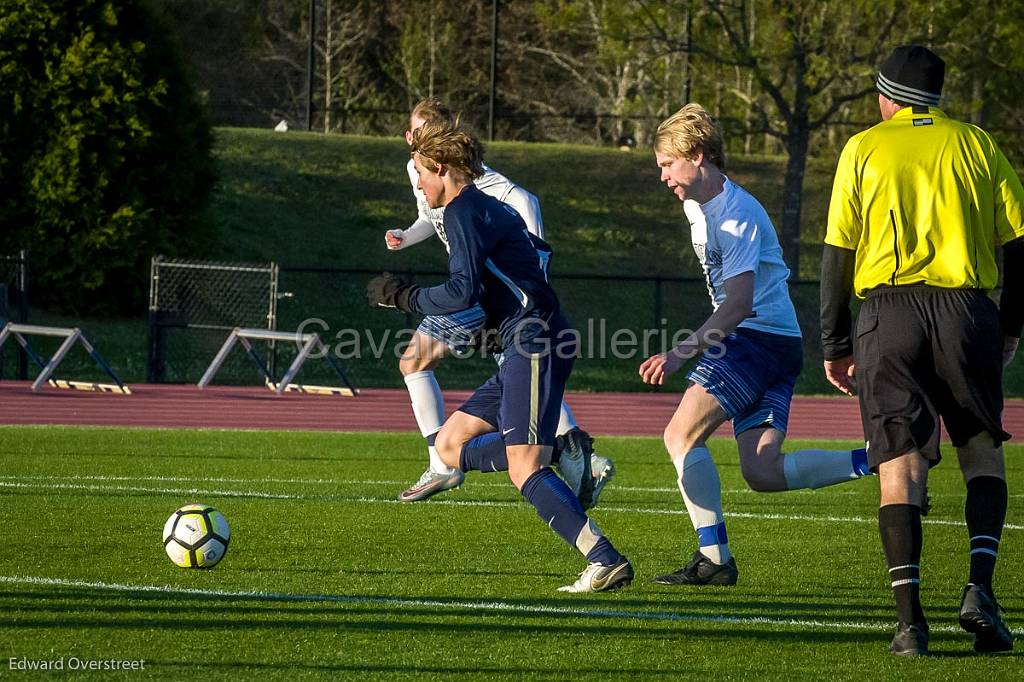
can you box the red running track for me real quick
[2,381,1024,441]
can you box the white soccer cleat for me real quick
[555,428,594,505]
[398,468,464,502]
[557,557,634,593]
[589,453,615,509]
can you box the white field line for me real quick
[13,473,1024,499]
[0,480,306,501]
[12,473,1024,499]
[0,574,990,635]
[0,473,851,495]
[1,479,1020,531]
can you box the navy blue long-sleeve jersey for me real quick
[409,184,562,348]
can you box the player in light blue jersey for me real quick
[639,104,873,586]
[383,98,614,506]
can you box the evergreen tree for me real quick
[0,0,217,313]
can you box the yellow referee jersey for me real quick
[826,107,1024,297]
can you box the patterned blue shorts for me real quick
[687,328,803,436]
[417,305,488,352]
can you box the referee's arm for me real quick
[820,244,857,395]
[1001,236,1024,366]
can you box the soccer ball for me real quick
[163,504,230,568]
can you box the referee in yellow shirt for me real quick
[821,45,1024,657]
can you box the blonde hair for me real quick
[410,117,485,181]
[655,103,726,171]
[410,97,455,126]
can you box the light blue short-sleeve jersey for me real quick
[683,178,802,338]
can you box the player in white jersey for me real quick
[385,98,614,505]
[639,104,873,586]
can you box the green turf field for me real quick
[2,425,1022,679]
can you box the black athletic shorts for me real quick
[854,285,1010,469]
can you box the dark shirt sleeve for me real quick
[409,204,485,315]
[820,244,856,360]
[1002,236,1024,338]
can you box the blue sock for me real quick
[696,522,729,558]
[521,468,620,566]
[459,432,508,473]
[851,448,872,477]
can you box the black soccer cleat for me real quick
[651,549,738,586]
[554,428,596,509]
[960,583,1014,653]
[890,621,929,657]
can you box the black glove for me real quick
[367,273,418,312]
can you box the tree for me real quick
[0,0,217,313]
[379,1,492,123]
[320,0,374,133]
[930,0,1024,164]
[637,0,903,275]
[497,0,691,145]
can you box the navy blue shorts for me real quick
[687,327,803,436]
[458,336,577,447]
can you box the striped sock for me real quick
[879,504,925,625]
[521,467,620,566]
[966,476,1007,589]
[458,432,508,473]
[673,447,730,564]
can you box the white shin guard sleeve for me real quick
[673,447,730,563]
[782,449,858,490]
[403,370,445,438]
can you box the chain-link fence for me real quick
[142,258,836,391]
[147,257,279,383]
[272,267,832,394]
[0,250,29,379]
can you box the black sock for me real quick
[965,476,1007,591]
[879,504,925,625]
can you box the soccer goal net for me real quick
[147,257,279,383]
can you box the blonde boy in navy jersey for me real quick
[369,118,633,593]
[384,98,613,507]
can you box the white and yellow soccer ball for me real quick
[163,504,231,568]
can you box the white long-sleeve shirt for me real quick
[394,159,544,252]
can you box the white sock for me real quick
[556,401,577,436]
[673,447,730,564]
[782,449,863,490]
[403,370,453,475]
[427,445,451,475]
